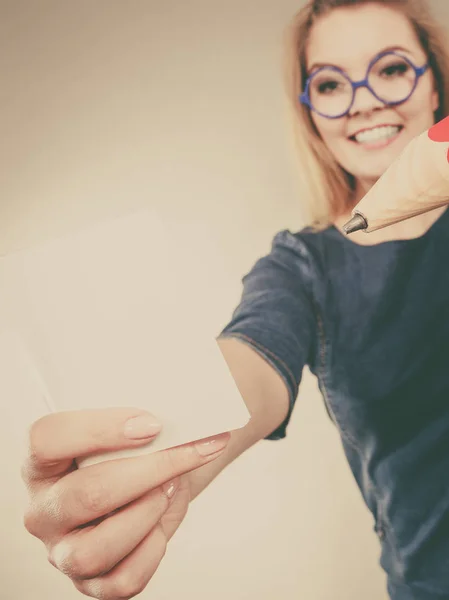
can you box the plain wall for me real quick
[1,1,448,598]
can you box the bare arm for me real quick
[188,336,290,501]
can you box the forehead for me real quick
[306,4,424,71]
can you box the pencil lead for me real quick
[343,213,368,235]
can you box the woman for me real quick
[20,1,449,599]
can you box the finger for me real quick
[22,408,162,483]
[160,476,191,541]
[49,478,180,581]
[25,431,230,539]
[73,524,167,600]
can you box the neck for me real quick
[350,177,376,207]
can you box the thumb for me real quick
[22,408,162,482]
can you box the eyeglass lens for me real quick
[308,53,416,117]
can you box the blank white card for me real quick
[0,208,250,466]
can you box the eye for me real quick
[381,62,409,78]
[317,79,341,94]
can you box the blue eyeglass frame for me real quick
[299,50,429,119]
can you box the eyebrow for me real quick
[307,45,413,74]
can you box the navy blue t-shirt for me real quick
[219,208,449,600]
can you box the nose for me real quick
[348,84,384,116]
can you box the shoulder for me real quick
[238,225,337,301]
[260,225,339,276]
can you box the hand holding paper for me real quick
[343,115,449,234]
[0,208,250,467]
[21,406,231,597]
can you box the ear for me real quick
[428,68,440,112]
[432,88,439,112]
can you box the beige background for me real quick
[1,1,447,599]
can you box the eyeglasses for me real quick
[299,50,429,119]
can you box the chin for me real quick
[348,163,392,185]
[348,148,406,182]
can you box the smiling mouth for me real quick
[349,125,404,144]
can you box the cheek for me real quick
[311,115,355,170]
[399,81,437,120]
[311,114,346,147]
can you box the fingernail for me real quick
[162,478,179,499]
[195,432,230,457]
[124,414,162,440]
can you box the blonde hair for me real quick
[284,0,449,230]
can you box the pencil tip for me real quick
[342,213,368,235]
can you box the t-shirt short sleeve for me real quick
[217,230,316,440]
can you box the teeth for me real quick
[354,125,401,143]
